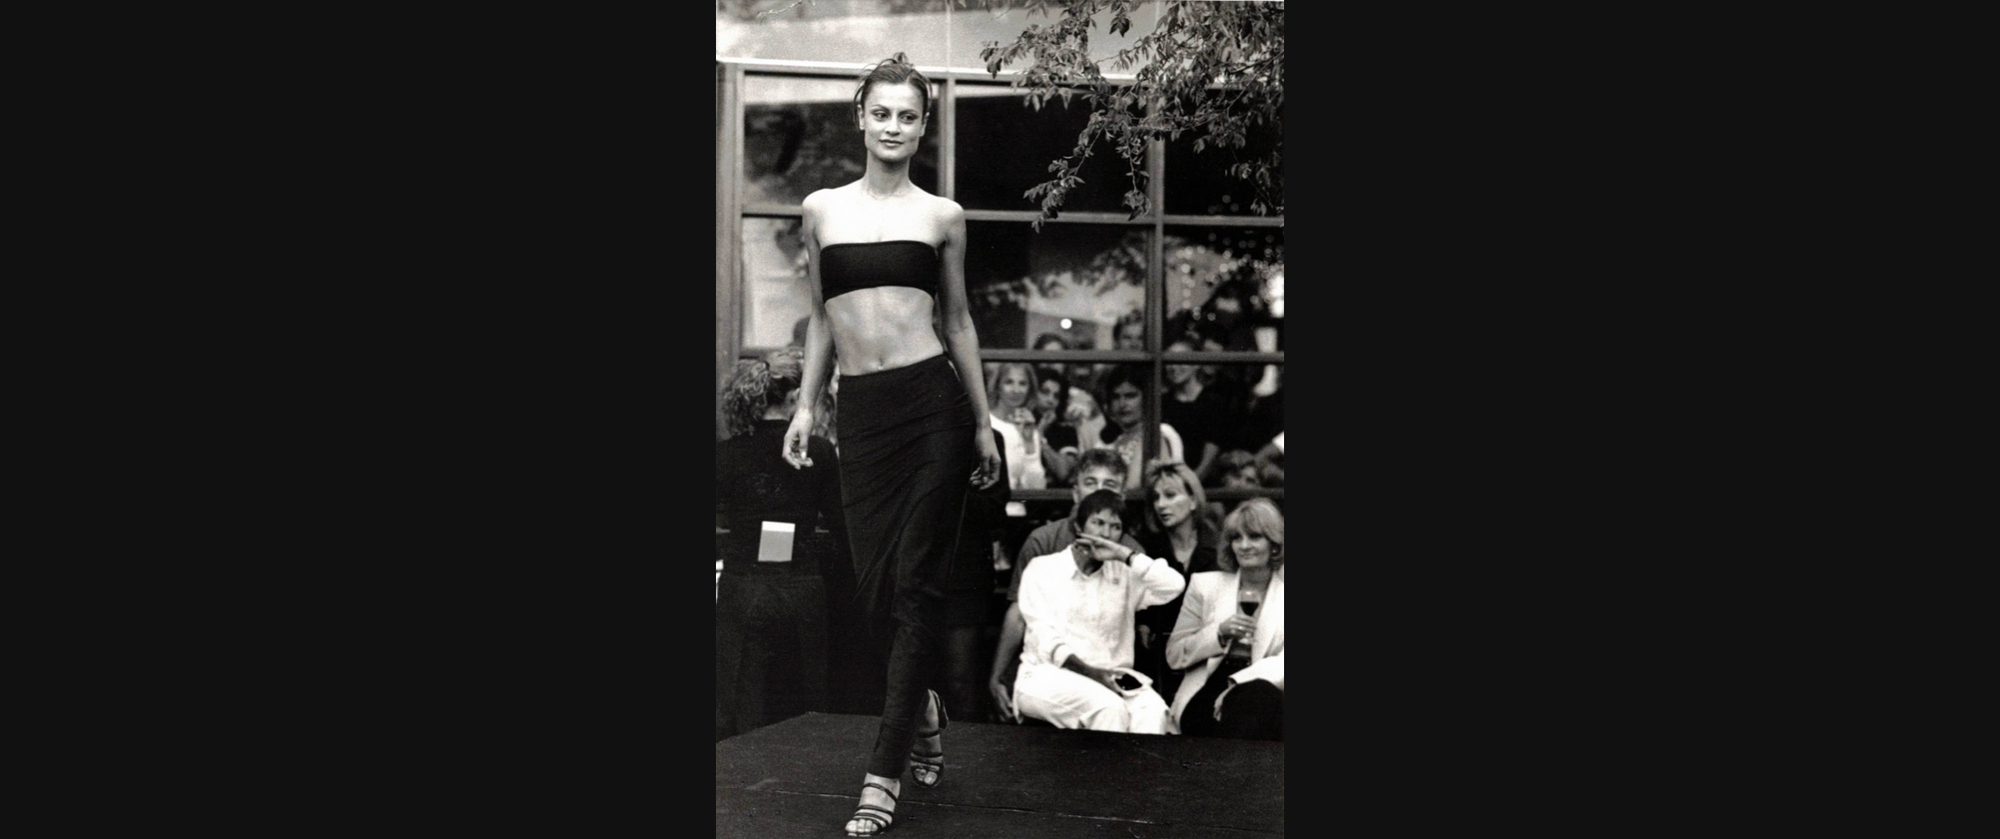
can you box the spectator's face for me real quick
[1073,467,1122,504]
[1081,508,1124,542]
[1230,530,1274,570]
[1035,379,1064,415]
[1224,466,1260,489]
[1109,382,1144,427]
[1116,322,1144,351]
[1151,475,1197,528]
[996,367,1031,410]
[1164,341,1198,386]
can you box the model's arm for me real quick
[784,194,836,469]
[936,202,1000,488]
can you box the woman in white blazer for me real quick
[1165,499,1284,739]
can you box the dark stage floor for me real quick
[716,712,1283,838]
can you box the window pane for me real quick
[718,1,949,66]
[944,1,1164,76]
[744,74,939,206]
[739,217,812,348]
[964,222,1149,355]
[1161,226,1284,353]
[955,83,1138,213]
[1163,107,1281,216]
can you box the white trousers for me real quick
[1014,662,1173,734]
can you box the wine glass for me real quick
[1227,587,1263,662]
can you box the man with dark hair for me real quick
[986,447,1144,722]
[1012,490,1185,732]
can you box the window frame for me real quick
[718,57,1282,504]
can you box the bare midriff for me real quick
[825,287,945,375]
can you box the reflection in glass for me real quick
[962,222,1149,351]
[955,83,1135,213]
[943,1,1161,69]
[717,0,950,66]
[739,217,812,349]
[1163,108,1281,216]
[1161,226,1283,353]
[744,74,939,206]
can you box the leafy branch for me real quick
[974,0,1284,227]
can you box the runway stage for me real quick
[716,712,1284,838]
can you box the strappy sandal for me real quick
[845,780,899,836]
[908,688,948,789]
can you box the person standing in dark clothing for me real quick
[716,349,852,740]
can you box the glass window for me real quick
[739,217,812,349]
[943,0,1164,75]
[1163,106,1281,216]
[744,74,939,206]
[963,221,1148,352]
[718,1,950,66]
[1160,226,1283,353]
[955,83,1138,214]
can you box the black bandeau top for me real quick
[819,240,939,302]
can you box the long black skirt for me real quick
[836,353,974,778]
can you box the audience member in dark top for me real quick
[986,448,1142,723]
[1095,364,1185,488]
[715,349,853,739]
[1033,369,1081,488]
[1167,499,1284,740]
[1160,339,1244,483]
[1132,460,1222,703]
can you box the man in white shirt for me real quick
[1014,490,1186,733]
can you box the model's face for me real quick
[997,367,1031,409]
[1081,508,1124,541]
[1231,530,1274,570]
[1073,467,1122,502]
[858,83,925,160]
[1110,382,1144,426]
[1035,379,1063,414]
[1151,475,1196,528]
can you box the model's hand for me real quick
[781,412,815,469]
[970,428,1001,488]
[1073,533,1133,564]
[988,677,1017,723]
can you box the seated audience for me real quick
[1013,490,1186,733]
[987,448,1141,723]
[1133,460,1222,702]
[715,350,850,739]
[1167,499,1285,740]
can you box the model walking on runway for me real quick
[781,53,1002,836]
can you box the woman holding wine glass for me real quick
[1164,498,1284,739]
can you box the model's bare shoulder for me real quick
[930,194,965,223]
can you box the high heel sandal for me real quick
[845,780,899,836]
[908,689,948,789]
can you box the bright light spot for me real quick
[1059,318,1073,329]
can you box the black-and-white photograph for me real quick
[715,2,1285,836]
